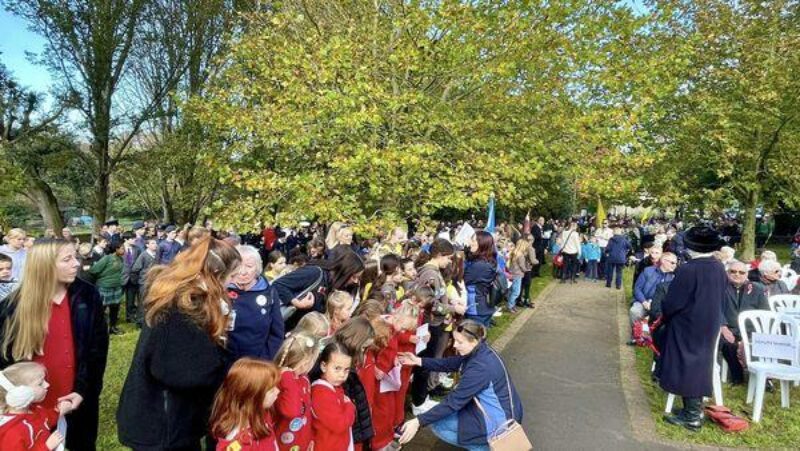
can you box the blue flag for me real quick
[486,194,495,233]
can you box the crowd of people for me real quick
[0,218,537,451]
[1,213,799,449]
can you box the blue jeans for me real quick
[430,413,491,451]
[508,276,522,308]
[584,260,599,280]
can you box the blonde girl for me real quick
[210,358,281,451]
[274,333,319,451]
[326,290,354,334]
[291,311,330,341]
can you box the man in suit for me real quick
[102,219,122,247]
[532,216,546,277]
[121,231,142,324]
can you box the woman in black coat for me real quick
[655,226,726,431]
[0,239,109,451]
[117,237,241,450]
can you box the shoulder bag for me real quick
[474,349,533,451]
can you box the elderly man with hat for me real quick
[655,225,727,431]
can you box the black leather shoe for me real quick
[664,398,703,431]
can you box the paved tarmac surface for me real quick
[406,280,679,450]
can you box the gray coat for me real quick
[131,251,159,287]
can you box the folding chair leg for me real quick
[753,373,767,423]
[746,376,756,404]
[780,380,791,408]
[713,367,724,407]
[721,359,728,383]
[665,393,675,414]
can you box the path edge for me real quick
[493,280,556,353]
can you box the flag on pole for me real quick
[595,198,606,228]
[486,194,496,233]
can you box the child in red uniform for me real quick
[371,322,399,451]
[210,358,281,451]
[0,362,73,450]
[354,299,391,420]
[274,333,319,451]
[311,342,355,451]
[392,301,424,428]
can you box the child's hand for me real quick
[46,431,64,450]
[375,369,386,380]
[57,399,74,415]
[409,335,419,344]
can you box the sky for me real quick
[0,8,51,93]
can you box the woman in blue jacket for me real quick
[464,231,497,327]
[226,245,284,363]
[397,320,524,450]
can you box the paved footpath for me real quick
[408,280,679,450]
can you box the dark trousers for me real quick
[599,252,607,278]
[125,283,139,322]
[561,253,579,281]
[65,394,99,451]
[532,246,545,277]
[606,263,624,288]
[411,324,443,406]
[521,271,533,302]
[720,339,745,384]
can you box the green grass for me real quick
[625,249,800,448]
[97,266,554,449]
[97,323,139,451]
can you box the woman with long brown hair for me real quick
[0,239,109,451]
[117,237,241,451]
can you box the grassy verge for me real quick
[626,245,800,448]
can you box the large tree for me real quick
[190,0,644,229]
[641,0,800,259]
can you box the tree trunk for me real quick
[92,168,110,234]
[28,178,64,233]
[739,189,759,261]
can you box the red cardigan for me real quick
[274,370,313,451]
[215,412,278,451]
[311,379,355,451]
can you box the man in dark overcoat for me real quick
[656,225,727,431]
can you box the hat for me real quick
[131,220,145,231]
[165,225,177,233]
[684,226,722,253]
[104,219,119,227]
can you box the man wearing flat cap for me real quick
[131,220,147,253]
[655,225,727,431]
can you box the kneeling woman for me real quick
[397,320,523,451]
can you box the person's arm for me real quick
[275,374,304,419]
[88,255,108,277]
[418,360,489,426]
[265,295,285,359]
[130,253,145,284]
[633,271,649,304]
[272,267,314,307]
[420,354,466,373]
[72,284,109,401]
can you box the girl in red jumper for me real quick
[0,362,73,450]
[311,342,355,451]
[392,301,424,428]
[210,358,281,451]
[274,333,319,451]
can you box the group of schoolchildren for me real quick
[0,240,444,451]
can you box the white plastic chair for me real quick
[781,266,798,291]
[739,310,800,422]
[664,331,724,413]
[769,294,800,315]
